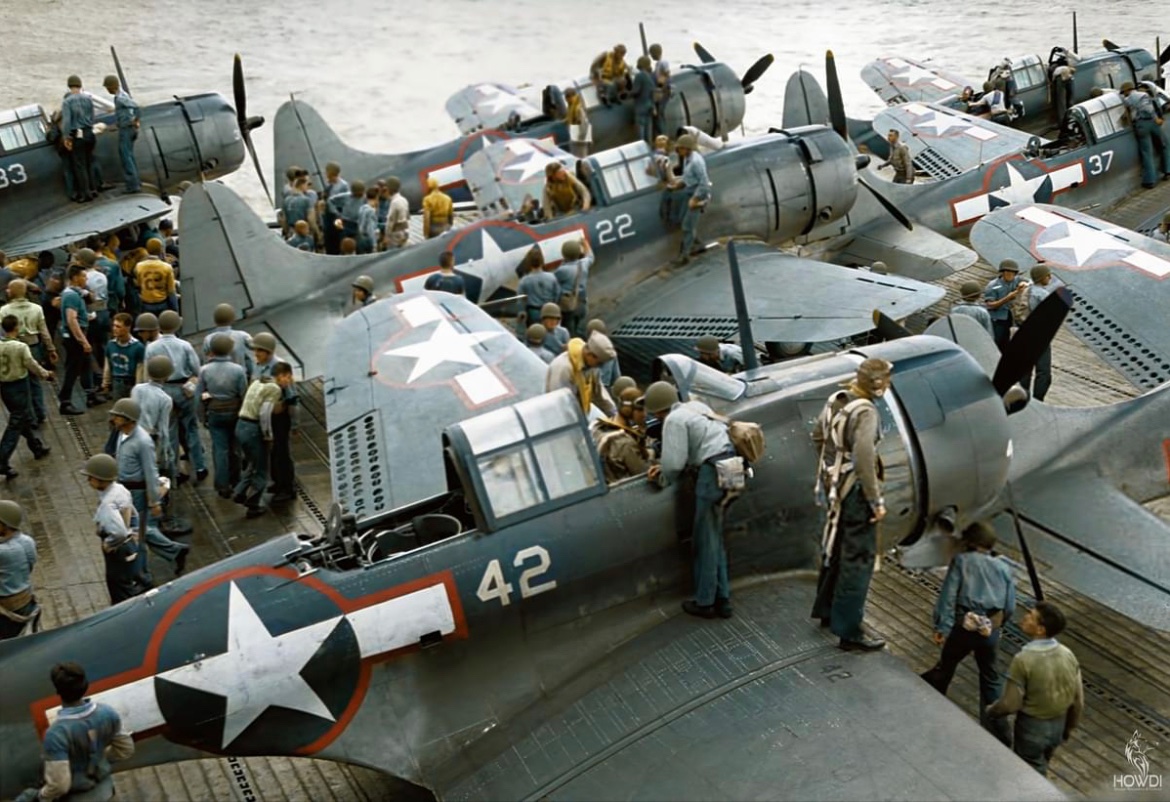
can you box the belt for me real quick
[238,416,259,424]
[165,378,191,385]
[121,479,146,490]
[90,301,108,311]
[207,398,242,413]
[18,334,38,345]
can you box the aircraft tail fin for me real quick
[177,181,379,334]
[782,69,830,129]
[273,98,406,200]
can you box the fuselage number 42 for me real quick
[476,546,556,606]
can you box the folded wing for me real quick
[875,103,1036,179]
[446,83,544,136]
[861,56,973,106]
[971,203,1170,389]
[1,192,172,255]
[463,138,574,218]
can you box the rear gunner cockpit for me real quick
[0,105,49,154]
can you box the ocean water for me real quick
[1,0,1161,214]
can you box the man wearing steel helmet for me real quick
[200,303,255,380]
[645,380,736,619]
[950,281,994,336]
[668,134,712,266]
[811,358,892,651]
[1120,81,1169,188]
[0,500,38,640]
[80,453,144,604]
[198,335,248,499]
[145,310,207,482]
[554,237,593,336]
[983,259,1028,353]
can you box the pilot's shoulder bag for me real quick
[702,410,766,464]
[559,261,582,314]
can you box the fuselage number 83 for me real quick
[476,546,556,606]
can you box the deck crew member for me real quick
[135,239,178,314]
[987,601,1084,776]
[696,335,744,374]
[669,134,712,266]
[595,387,648,482]
[649,43,672,137]
[287,220,315,251]
[383,176,411,248]
[0,280,57,426]
[585,319,620,388]
[198,334,248,499]
[1120,81,1170,189]
[351,276,377,310]
[357,185,380,254]
[12,662,134,802]
[110,397,189,580]
[146,311,207,482]
[525,324,556,364]
[632,56,657,145]
[424,252,466,295]
[983,259,1028,353]
[562,87,591,158]
[80,454,142,604]
[57,265,97,415]
[235,362,295,517]
[123,354,173,468]
[590,44,630,106]
[553,238,593,336]
[330,180,366,247]
[1152,211,1170,243]
[78,249,111,386]
[200,303,255,379]
[541,162,592,220]
[880,129,914,184]
[546,331,617,416]
[810,358,891,652]
[0,315,53,478]
[1022,264,1063,401]
[422,177,454,238]
[921,521,1015,745]
[539,303,571,354]
[971,80,1011,124]
[102,313,145,400]
[951,281,994,336]
[518,255,561,326]
[0,501,38,640]
[645,381,736,619]
[61,75,98,202]
[102,75,141,193]
[320,162,350,255]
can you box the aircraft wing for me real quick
[0,192,172,255]
[446,82,544,135]
[463,137,574,217]
[861,56,973,106]
[436,576,1063,800]
[875,103,1036,179]
[1004,468,1170,631]
[970,203,1170,390]
[611,242,945,344]
[322,291,547,520]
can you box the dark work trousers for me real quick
[68,128,96,197]
[235,418,269,503]
[811,484,877,641]
[118,128,141,191]
[1013,713,1067,776]
[269,408,295,495]
[0,599,37,640]
[104,538,141,604]
[1023,346,1053,401]
[205,409,240,494]
[921,624,1012,746]
[161,383,206,474]
[89,310,111,380]
[27,343,48,423]
[991,318,1013,353]
[58,336,93,405]
[0,378,44,468]
[691,461,730,606]
[324,212,342,254]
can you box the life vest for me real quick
[564,93,587,126]
[545,177,580,214]
[7,258,38,280]
[424,189,453,223]
[602,51,628,81]
[566,338,596,413]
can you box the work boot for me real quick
[245,504,267,519]
[682,600,718,619]
[32,445,51,460]
[715,597,734,619]
[59,403,85,416]
[195,468,209,483]
[174,545,190,577]
[839,634,886,652]
[671,254,691,268]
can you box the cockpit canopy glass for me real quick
[0,105,47,153]
[1073,92,1129,140]
[1010,55,1046,91]
[589,140,659,200]
[654,354,747,414]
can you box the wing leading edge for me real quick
[1,192,172,255]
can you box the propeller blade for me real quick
[233,53,247,129]
[825,50,847,140]
[727,240,760,371]
[991,285,1073,396]
[872,310,913,341]
[858,177,914,231]
[693,41,716,64]
[1103,38,1120,52]
[740,54,774,93]
[111,46,132,97]
[244,134,273,206]
[639,22,649,58]
[1159,41,1169,67]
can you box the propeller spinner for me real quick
[690,42,774,94]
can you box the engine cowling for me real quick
[659,63,746,139]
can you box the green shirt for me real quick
[0,338,45,382]
[1006,639,1082,719]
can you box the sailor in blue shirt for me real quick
[539,304,571,355]
[145,311,207,480]
[983,259,1028,352]
[424,251,466,295]
[0,500,38,640]
[102,313,146,400]
[60,75,98,201]
[102,75,141,192]
[320,162,350,255]
[921,521,1015,745]
[198,335,249,498]
[200,304,255,380]
[14,662,134,802]
[554,238,593,336]
[669,134,712,265]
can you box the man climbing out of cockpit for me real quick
[593,387,648,483]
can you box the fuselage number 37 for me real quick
[476,546,556,606]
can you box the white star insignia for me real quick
[989,163,1050,207]
[472,84,519,115]
[1038,222,1133,266]
[384,318,503,383]
[500,143,561,184]
[160,582,341,749]
[890,61,955,89]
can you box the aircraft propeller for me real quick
[233,54,273,206]
[110,46,132,96]
[690,43,774,94]
[990,285,1072,396]
[871,311,913,341]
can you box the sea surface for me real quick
[1,0,1161,215]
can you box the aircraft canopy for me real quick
[0,105,47,153]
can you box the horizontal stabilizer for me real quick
[1005,469,1170,632]
[781,69,830,129]
[861,56,973,106]
[1,192,171,255]
[827,214,976,282]
[324,291,547,518]
[971,204,1170,389]
[612,242,945,344]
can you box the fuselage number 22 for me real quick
[476,546,556,606]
